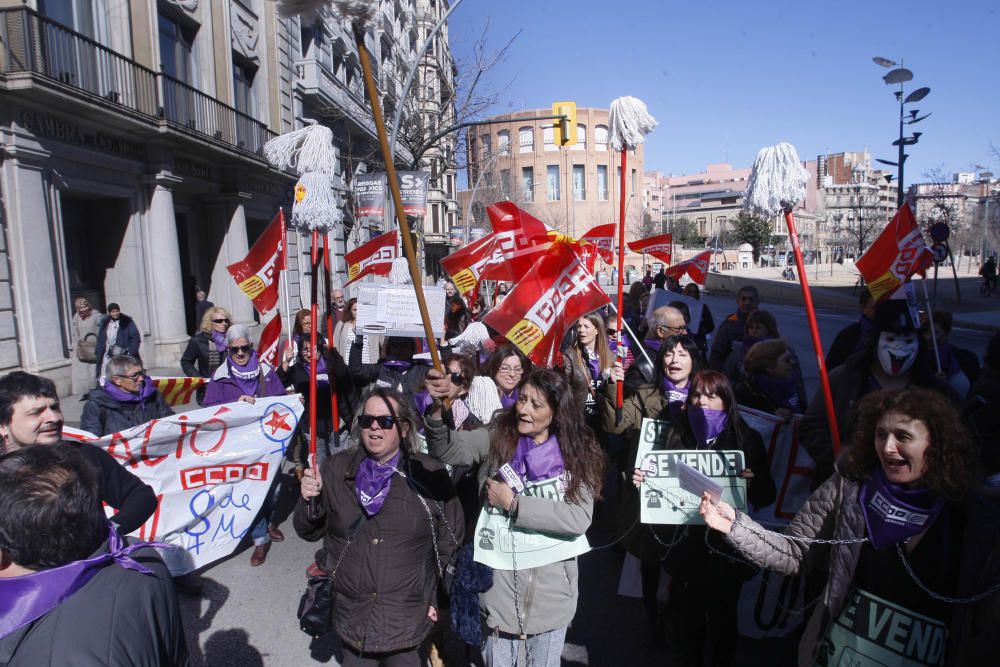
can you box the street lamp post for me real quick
[873,57,930,208]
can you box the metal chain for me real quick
[895,543,1000,604]
[733,515,869,546]
[509,514,534,667]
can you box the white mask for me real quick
[876,332,919,377]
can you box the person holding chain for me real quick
[296,387,463,666]
[699,388,1000,667]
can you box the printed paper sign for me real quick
[398,171,430,216]
[822,589,947,666]
[355,283,446,338]
[64,396,303,573]
[473,475,590,570]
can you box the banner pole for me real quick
[308,230,320,513]
[321,233,341,441]
[279,209,295,356]
[614,148,628,424]
[920,276,943,375]
[605,301,654,369]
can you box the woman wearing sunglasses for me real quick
[296,387,464,666]
[203,324,288,565]
[181,307,233,403]
[423,368,603,666]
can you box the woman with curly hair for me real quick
[423,368,604,666]
[700,388,999,667]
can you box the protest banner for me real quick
[397,171,430,216]
[645,288,704,332]
[353,173,387,217]
[473,474,590,570]
[355,282,446,338]
[63,396,303,574]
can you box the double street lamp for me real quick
[872,57,931,208]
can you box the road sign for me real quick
[929,222,950,243]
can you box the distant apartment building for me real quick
[817,151,897,258]
[457,107,644,246]
[908,173,998,260]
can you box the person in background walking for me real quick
[708,286,759,370]
[70,297,103,396]
[193,288,213,335]
[94,303,141,381]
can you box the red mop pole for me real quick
[308,231,320,469]
[614,149,628,423]
[783,205,842,454]
[321,234,339,442]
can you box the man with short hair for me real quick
[708,285,759,370]
[0,445,188,665]
[81,355,174,436]
[0,371,156,534]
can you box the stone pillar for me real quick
[209,194,254,326]
[143,173,188,367]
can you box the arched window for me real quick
[543,126,556,151]
[572,123,587,151]
[497,130,511,155]
[518,126,534,153]
[595,124,609,151]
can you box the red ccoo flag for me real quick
[581,223,616,264]
[480,202,554,281]
[664,250,712,285]
[627,232,673,266]
[344,231,398,286]
[483,240,610,367]
[227,211,286,315]
[855,203,934,302]
[256,314,282,368]
[440,233,503,296]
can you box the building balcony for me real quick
[0,6,273,159]
[295,56,376,137]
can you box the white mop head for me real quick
[743,143,811,217]
[275,0,378,29]
[264,119,338,177]
[291,172,343,232]
[449,322,490,351]
[608,96,657,151]
[389,257,411,284]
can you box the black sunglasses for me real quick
[212,318,231,324]
[116,369,146,382]
[358,414,396,429]
[449,371,465,385]
[228,344,252,355]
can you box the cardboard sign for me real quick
[355,283,446,338]
[473,475,590,570]
[63,396,304,574]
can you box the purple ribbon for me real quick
[0,523,166,640]
[228,351,262,396]
[859,467,944,550]
[355,450,401,516]
[211,330,227,353]
[499,388,518,410]
[102,376,156,403]
[660,376,689,421]
[688,406,728,448]
[509,434,565,482]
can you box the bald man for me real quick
[623,305,688,395]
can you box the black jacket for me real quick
[180,331,226,379]
[0,539,188,666]
[95,314,141,376]
[277,349,354,435]
[80,387,174,438]
[66,441,158,535]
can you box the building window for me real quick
[595,124,609,151]
[573,165,586,201]
[432,204,441,234]
[232,58,256,116]
[597,165,609,201]
[543,126,557,152]
[698,218,706,235]
[632,169,637,194]
[522,167,534,201]
[497,130,510,155]
[500,169,511,199]
[518,126,534,153]
[547,165,560,200]
[616,167,622,192]
[158,13,195,82]
[480,133,491,159]
[572,124,586,151]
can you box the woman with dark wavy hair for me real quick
[701,388,999,667]
[423,367,604,666]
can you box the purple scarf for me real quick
[211,330,227,353]
[499,388,518,410]
[689,406,728,448]
[382,359,412,374]
[509,434,565,482]
[355,450,402,516]
[741,334,774,350]
[102,377,156,404]
[302,355,329,388]
[0,523,165,640]
[751,372,800,411]
[228,351,262,397]
[584,347,601,382]
[660,376,689,421]
[859,467,944,550]
[644,338,662,354]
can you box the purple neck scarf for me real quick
[859,467,944,550]
[660,376,689,421]
[228,352,261,396]
[688,406,728,448]
[102,377,156,404]
[741,334,774,350]
[509,434,565,482]
[355,450,402,516]
[584,346,601,382]
[644,338,663,354]
[302,355,329,388]
[0,522,164,640]
[499,387,518,410]
[211,330,227,353]
[751,372,800,411]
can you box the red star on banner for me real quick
[264,410,292,436]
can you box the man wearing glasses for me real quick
[623,306,689,394]
[81,355,174,437]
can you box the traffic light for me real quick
[552,101,577,147]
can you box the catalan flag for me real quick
[152,377,206,406]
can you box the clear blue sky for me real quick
[449,0,999,182]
